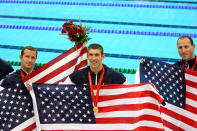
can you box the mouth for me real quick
[91,61,97,66]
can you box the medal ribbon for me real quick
[182,57,197,71]
[20,69,25,79]
[88,66,105,109]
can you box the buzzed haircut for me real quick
[88,43,104,55]
[177,35,194,45]
[21,46,38,58]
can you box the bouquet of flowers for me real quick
[61,18,91,46]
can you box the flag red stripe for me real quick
[74,59,88,72]
[162,119,185,131]
[99,103,160,113]
[22,122,36,131]
[161,106,197,128]
[185,104,197,115]
[95,115,162,124]
[22,44,85,82]
[185,69,197,76]
[185,80,197,89]
[186,92,197,102]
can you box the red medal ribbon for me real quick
[182,57,197,71]
[20,69,25,79]
[88,66,105,109]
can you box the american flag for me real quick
[31,83,165,131]
[135,57,197,130]
[0,83,34,131]
[0,44,87,130]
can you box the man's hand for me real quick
[25,81,32,91]
[140,58,145,64]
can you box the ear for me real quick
[19,55,22,61]
[102,54,105,60]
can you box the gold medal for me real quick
[93,106,99,114]
[89,67,105,115]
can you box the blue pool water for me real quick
[0,0,197,83]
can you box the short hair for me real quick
[177,35,194,45]
[88,43,104,55]
[21,46,38,58]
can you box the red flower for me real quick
[70,35,77,41]
[77,25,82,29]
[77,29,83,35]
[69,20,73,25]
[62,23,69,28]
[61,29,67,34]
[69,28,76,35]
[62,21,73,28]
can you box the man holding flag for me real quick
[63,43,130,85]
[174,35,197,71]
[135,57,197,130]
[0,46,38,130]
[0,46,38,89]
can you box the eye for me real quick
[184,46,188,49]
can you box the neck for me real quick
[90,65,103,74]
[21,67,33,74]
[184,55,196,61]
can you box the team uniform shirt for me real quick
[0,66,40,89]
[63,64,129,85]
[174,56,197,71]
[0,69,27,90]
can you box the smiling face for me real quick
[20,49,37,73]
[177,37,195,61]
[87,48,105,73]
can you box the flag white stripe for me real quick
[163,127,173,131]
[185,73,197,82]
[40,122,163,130]
[186,85,197,94]
[95,109,161,118]
[11,116,35,131]
[30,90,41,131]
[98,97,160,107]
[186,98,197,108]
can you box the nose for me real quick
[182,47,186,53]
[92,55,96,60]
